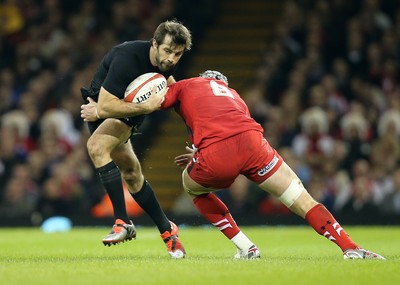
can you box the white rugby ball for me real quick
[124,72,167,104]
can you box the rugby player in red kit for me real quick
[161,70,385,260]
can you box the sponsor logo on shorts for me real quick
[257,155,279,176]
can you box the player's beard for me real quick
[155,52,175,72]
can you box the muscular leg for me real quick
[89,120,184,257]
[259,161,358,252]
[87,119,132,167]
[87,119,132,223]
[182,169,256,255]
[110,140,144,193]
[112,141,185,258]
[111,141,171,234]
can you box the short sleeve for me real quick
[102,53,139,99]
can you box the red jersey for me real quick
[161,77,264,149]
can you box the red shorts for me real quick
[187,130,283,188]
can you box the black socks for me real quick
[131,180,171,234]
[97,161,130,223]
[97,162,171,233]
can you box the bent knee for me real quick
[87,137,104,159]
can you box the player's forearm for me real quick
[97,86,155,118]
[97,100,151,118]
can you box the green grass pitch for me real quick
[0,225,399,285]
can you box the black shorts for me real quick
[81,87,145,136]
[86,115,145,136]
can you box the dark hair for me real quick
[152,19,192,51]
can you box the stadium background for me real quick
[0,0,399,227]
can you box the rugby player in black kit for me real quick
[80,20,192,259]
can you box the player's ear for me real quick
[152,39,158,49]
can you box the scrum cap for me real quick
[199,70,228,85]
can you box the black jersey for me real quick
[85,40,173,99]
[81,40,174,133]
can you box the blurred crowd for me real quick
[218,0,400,219]
[0,0,214,223]
[0,0,399,224]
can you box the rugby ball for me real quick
[124,72,167,104]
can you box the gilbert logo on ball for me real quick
[124,72,167,104]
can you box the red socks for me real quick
[193,195,358,252]
[305,204,358,251]
[193,193,240,239]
